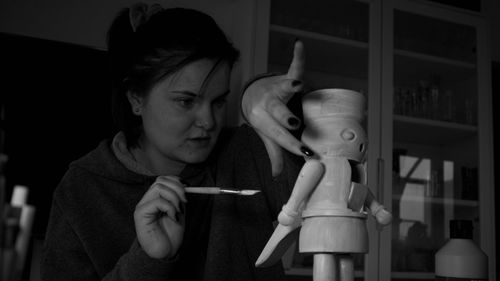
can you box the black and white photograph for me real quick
[0,0,499,280]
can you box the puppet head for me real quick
[301,89,367,162]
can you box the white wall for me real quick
[0,0,245,50]
[0,0,259,125]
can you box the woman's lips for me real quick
[188,136,211,147]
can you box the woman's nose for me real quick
[195,104,215,130]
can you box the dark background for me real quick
[492,61,499,280]
[0,32,115,240]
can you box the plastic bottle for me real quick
[435,220,488,280]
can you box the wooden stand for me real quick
[256,89,392,280]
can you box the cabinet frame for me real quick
[380,1,495,280]
[252,0,496,280]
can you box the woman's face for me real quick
[129,59,231,173]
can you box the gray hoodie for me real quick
[41,125,302,281]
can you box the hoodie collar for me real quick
[71,132,214,188]
[111,131,155,176]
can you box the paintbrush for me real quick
[184,187,261,196]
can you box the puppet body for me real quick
[256,89,392,281]
[299,157,368,254]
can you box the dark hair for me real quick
[107,5,240,148]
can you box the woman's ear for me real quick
[126,91,144,116]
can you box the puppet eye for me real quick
[341,129,356,141]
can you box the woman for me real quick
[41,3,313,281]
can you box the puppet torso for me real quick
[299,156,368,253]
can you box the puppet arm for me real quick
[278,159,325,226]
[365,188,392,226]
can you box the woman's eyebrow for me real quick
[171,89,230,99]
[171,90,198,97]
[216,90,231,99]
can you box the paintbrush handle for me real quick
[184,187,221,194]
[184,187,260,196]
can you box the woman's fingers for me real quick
[134,195,185,259]
[138,176,187,212]
[258,133,284,177]
[286,40,305,80]
[156,176,188,203]
[135,197,179,224]
[274,78,303,102]
[252,110,305,157]
[267,79,303,130]
[268,100,301,130]
[159,213,184,255]
[138,183,181,213]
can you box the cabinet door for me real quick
[379,0,495,280]
[255,0,383,280]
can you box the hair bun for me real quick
[129,3,163,32]
[106,7,137,85]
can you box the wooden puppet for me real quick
[256,89,392,281]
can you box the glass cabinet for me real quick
[380,0,495,280]
[253,0,495,280]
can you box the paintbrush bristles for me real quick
[239,190,261,196]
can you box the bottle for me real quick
[435,220,488,280]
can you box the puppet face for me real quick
[301,88,367,162]
[301,117,367,162]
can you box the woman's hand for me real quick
[134,176,187,259]
[241,40,313,177]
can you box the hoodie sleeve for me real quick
[245,124,304,217]
[104,240,177,281]
[41,200,177,281]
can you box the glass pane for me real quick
[394,10,476,62]
[393,13,477,125]
[267,0,370,279]
[391,9,479,281]
[271,0,369,42]
[424,0,481,12]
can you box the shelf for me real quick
[393,8,477,64]
[285,267,364,277]
[270,25,369,49]
[393,115,477,145]
[392,271,435,280]
[395,49,475,69]
[393,194,478,207]
[268,25,368,79]
[394,50,476,88]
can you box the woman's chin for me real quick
[181,147,213,164]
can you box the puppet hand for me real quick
[241,40,314,177]
[278,211,297,226]
[134,176,187,259]
[278,205,300,226]
[373,207,393,226]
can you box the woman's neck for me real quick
[131,144,186,176]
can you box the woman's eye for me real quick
[174,98,195,108]
[213,97,227,108]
